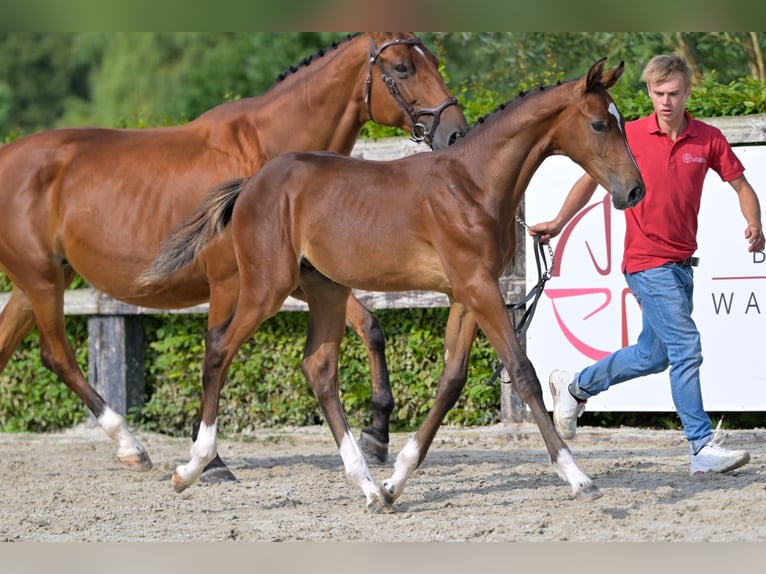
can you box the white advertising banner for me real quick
[525,146,766,411]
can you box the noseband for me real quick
[364,37,460,148]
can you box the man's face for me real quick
[647,71,691,126]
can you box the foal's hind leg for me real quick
[172,273,296,492]
[300,272,384,511]
[196,271,241,485]
[344,295,393,464]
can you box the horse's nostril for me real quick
[628,186,643,207]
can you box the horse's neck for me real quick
[199,42,368,160]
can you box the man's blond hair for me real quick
[641,53,693,87]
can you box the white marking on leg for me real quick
[175,420,218,488]
[382,436,420,503]
[98,407,146,460]
[339,431,380,507]
[552,447,594,496]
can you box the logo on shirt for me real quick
[682,153,706,164]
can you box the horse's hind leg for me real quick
[0,286,38,372]
[17,270,151,471]
[344,295,393,464]
[300,271,384,511]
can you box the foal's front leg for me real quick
[465,281,601,501]
[381,303,477,508]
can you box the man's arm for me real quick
[730,174,765,253]
[527,173,600,243]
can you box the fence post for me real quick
[87,315,145,420]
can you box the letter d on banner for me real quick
[754,251,766,264]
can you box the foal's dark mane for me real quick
[463,79,568,139]
[273,33,361,84]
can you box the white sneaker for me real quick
[690,442,750,476]
[548,370,586,439]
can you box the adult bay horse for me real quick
[143,58,645,510]
[0,32,467,478]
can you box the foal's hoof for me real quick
[360,431,388,465]
[574,482,603,501]
[171,471,191,493]
[117,451,153,472]
[199,465,238,484]
[366,492,394,514]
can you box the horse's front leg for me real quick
[344,294,393,464]
[300,272,385,511]
[466,280,601,501]
[381,302,477,508]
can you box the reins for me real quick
[487,216,555,386]
[365,36,460,148]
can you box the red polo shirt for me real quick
[622,112,745,273]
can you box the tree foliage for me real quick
[1,32,764,137]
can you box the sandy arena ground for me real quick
[1,422,764,542]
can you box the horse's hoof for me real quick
[199,466,238,484]
[117,451,153,472]
[360,431,388,465]
[171,471,191,493]
[365,492,394,514]
[574,482,602,501]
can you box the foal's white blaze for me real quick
[339,431,380,505]
[607,101,623,133]
[552,447,593,496]
[382,436,420,501]
[98,407,146,459]
[175,419,218,487]
[608,100,640,171]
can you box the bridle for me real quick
[364,36,460,148]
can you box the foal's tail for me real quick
[137,177,247,286]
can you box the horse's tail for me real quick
[137,177,247,286]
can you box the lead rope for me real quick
[487,215,555,385]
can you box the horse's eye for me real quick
[393,64,410,76]
[591,121,608,134]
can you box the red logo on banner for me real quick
[543,194,637,360]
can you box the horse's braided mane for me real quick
[273,33,362,84]
[467,80,565,134]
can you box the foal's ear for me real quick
[584,58,608,93]
[584,58,624,92]
[600,61,625,90]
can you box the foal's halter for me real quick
[364,36,460,148]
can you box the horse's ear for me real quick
[600,61,625,90]
[584,58,608,92]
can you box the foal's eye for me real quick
[591,121,608,134]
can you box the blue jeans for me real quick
[570,263,712,454]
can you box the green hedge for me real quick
[0,302,501,435]
[142,309,501,436]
